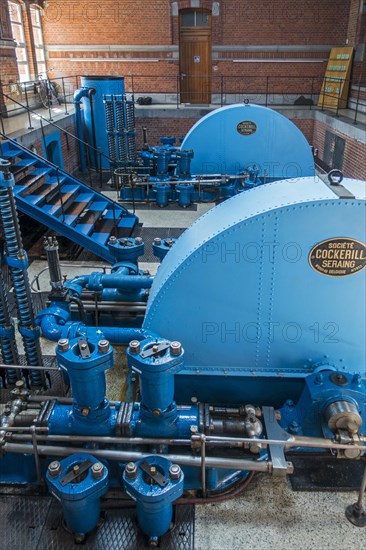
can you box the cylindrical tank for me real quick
[80,76,125,169]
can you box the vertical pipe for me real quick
[88,89,98,170]
[23,86,33,130]
[353,82,361,125]
[62,77,68,115]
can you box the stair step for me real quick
[118,216,137,229]
[89,200,108,211]
[76,224,94,236]
[64,201,90,218]
[1,148,21,159]
[20,169,54,196]
[46,184,80,209]
[26,184,58,205]
[78,208,104,226]
[91,232,111,246]
[42,203,62,217]
[10,159,37,177]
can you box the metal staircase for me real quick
[0,139,138,263]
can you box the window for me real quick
[8,1,30,82]
[181,9,209,27]
[30,6,46,77]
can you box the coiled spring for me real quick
[0,185,44,387]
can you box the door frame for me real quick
[179,8,212,104]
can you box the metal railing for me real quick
[0,88,116,189]
[123,74,366,124]
[0,75,79,121]
[1,73,365,127]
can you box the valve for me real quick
[46,453,108,542]
[123,455,184,543]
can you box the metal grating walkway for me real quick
[0,495,195,550]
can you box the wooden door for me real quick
[179,10,211,104]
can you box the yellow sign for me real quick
[318,47,353,110]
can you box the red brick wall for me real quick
[42,0,352,92]
[42,1,172,46]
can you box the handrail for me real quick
[0,89,114,167]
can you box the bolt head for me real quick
[135,237,143,245]
[81,407,90,417]
[109,236,117,244]
[190,425,198,434]
[191,396,198,404]
[125,462,138,479]
[152,409,161,417]
[15,379,25,389]
[129,340,140,354]
[91,462,104,479]
[58,338,69,352]
[169,464,181,480]
[98,339,110,354]
[153,238,162,245]
[170,341,182,356]
[48,461,62,477]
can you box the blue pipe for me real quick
[73,87,91,173]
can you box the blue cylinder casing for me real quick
[56,336,113,422]
[46,453,108,537]
[127,337,184,412]
[123,455,184,539]
[152,183,171,207]
[80,76,124,169]
[176,183,194,207]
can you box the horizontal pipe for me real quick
[4,443,273,473]
[202,434,366,452]
[7,430,366,453]
[0,363,59,371]
[10,434,191,446]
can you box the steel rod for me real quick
[3,443,273,472]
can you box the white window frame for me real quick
[30,5,46,77]
[8,1,30,82]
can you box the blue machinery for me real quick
[115,103,316,207]
[0,105,366,543]
[73,78,315,207]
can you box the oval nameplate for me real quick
[237,120,257,136]
[309,238,366,277]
